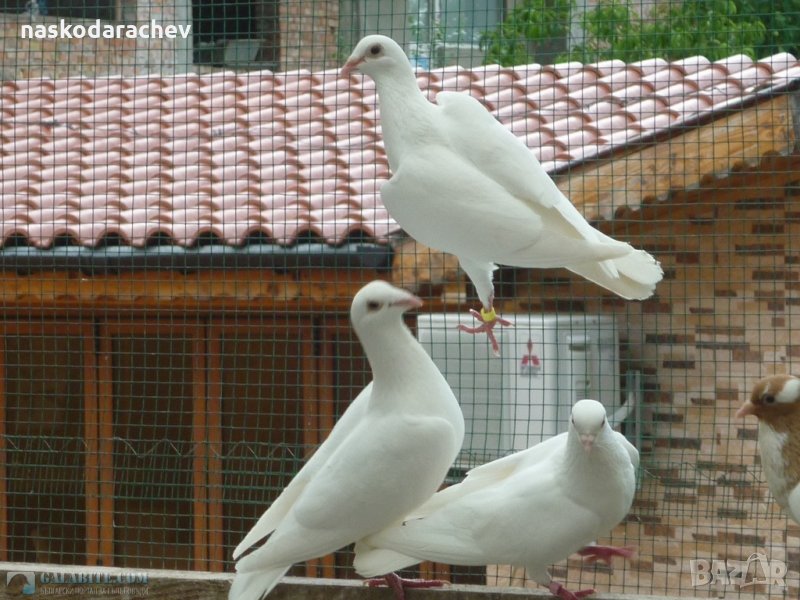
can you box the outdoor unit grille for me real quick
[417,313,625,469]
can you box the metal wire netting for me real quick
[1,0,800,598]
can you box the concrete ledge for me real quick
[0,562,684,600]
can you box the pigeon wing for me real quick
[238,412,461,570]
[232,382,374,559]
[434,91,631,263]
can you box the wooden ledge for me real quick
[0,562,687,600]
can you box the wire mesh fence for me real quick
[1,0,800,598]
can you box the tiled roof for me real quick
[1,52,799,254]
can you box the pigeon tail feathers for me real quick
[228,565,291,600]
[567,248,663,300]
[232,480,306,559]
[353,541,421,578]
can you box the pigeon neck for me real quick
[359,320,435,392]
[373,69,433,170]
[564,429,615,471]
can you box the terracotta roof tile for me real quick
[586,59,627,76]
[771,64,800,83]
[630,57,669,75]
[559,69,599,90]
[598,68,642,91]
[494,99,538,120]
[714,54,754,74]
[543,61,586,78]
[670,55,711,75]
[734,64,775,90]
[610,81,655,103]
[1,51,798,250]
[567,82,612,105]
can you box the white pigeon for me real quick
[229,280,465,600]
[341,36,663,353]
[353,399,639,600]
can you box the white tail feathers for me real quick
[567,249,663,300]
[228,564,291,600]
[352,541,419,578]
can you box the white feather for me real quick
[353,399,637,592]
[777,378,800,404]
[344,36,663,304]
[230,281,465,599]
[787,483,800,524]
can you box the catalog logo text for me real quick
[5,570,149,596]
[20,19,191,40]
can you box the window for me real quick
[192,0,279,68]
[339,0,503,67]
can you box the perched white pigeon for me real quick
[353,399,639,600]
[229,280,465,600]
[341,36,663,353]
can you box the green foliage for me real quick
[736,0,800,56]
[651,0,766,61]
[479,0,573,66]
[569,0,648,63]
[481,0,787,66]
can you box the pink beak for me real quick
[391,294,423,310]
[580,434,595,452]
[340,57,364,79]
[735,402,757,419]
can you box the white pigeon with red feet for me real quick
[341,35,663,355]
[229,281,465,600]
[354,399,638,600]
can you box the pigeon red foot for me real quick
[549,581,596,600]
[577,544,636,566]
[365,573,447,600]
[457,305,513,357]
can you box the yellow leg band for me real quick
[480,307,497,322]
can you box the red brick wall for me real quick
[278,0,339,71]
[492,171,800,595]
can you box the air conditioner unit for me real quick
[417,313,623,469]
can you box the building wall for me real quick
[0,13,139,78]
[0,0,186,79]
[279,0,339,70]
[496,174,800,596]
[0,0,340,78]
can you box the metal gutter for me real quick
[0,242,394,273]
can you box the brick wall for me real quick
[489,169,800,596]
[279,0,339,71]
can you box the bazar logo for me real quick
[690,553,786,588]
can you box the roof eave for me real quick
[0,242,394,274]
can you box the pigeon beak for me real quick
[736,402,757,419]
[391,294,423,310]
[580,434,596,452]
[340,57,364,79]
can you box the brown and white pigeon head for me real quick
[737,374,800,427]
[341,35,407,80]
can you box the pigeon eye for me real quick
[366,301,382,311]
[763,394,776,404]
[369,44,382,56]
